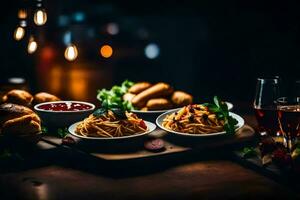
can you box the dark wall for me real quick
[1,0,299,103]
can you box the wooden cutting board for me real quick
[41,125,256,161]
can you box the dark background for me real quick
[1,0,299,104]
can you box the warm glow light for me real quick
[27,37,38,54]
[14,27,25,41]
[18,9,27,19]
[64,44,78,61]
[100,45,113,58]
[34,9,47,26]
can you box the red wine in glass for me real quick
[254,108,280,136]
[277,98,300,152]
[253,77,281,136]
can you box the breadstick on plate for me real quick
[146,98,173,110]
[131,83,174,108]
[128,82,152,94]
[171,91,193,107]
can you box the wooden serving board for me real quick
[40,125,255,161]
[231,145,300,183]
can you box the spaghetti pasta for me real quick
[75,110,148,137]
[162,104,225,134]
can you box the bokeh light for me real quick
[100,45,113,58]
[144,43,160,59]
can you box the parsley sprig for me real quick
[204,96,238,134]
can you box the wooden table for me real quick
[0,109,299,199]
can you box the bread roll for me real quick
[128,82,152,94]
[0,103,41,136]
[171,91,193,107]
[2,90,33,107]
[2,114,41,135]
[0,103,35,126]
[146,98,173,110]
[131,83,174,108]
[33,92,60,105]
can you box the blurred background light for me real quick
[73,12,85,22]
[106,23,119,35]
[14,27,25,41]
[63,31,72,46]
[34,9,47,26]
[144,43,160,59]
[100,45,113,58]
[18,9,27,19]
[58,15,69,26]
[20,20,27,27]
[64,44,78,61]
[27,36,38,54]
[8,77,25,84]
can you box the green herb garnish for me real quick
[204,96,238,134]
[97,80,135,111]
[41,126,48,134]
[93,107,107,117]
[240,147,257,158]
[41,126,69,138]
[57,128,69,138]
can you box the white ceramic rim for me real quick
[68,120,156,140]
[34,101,95,113]
[156,108,244,137]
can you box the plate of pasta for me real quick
[68,109,156,140]
[156,103,244,137]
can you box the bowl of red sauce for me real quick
[34,101,95,128]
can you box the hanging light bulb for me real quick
[18,9,27,19]
[34,9,47,26]
[64,44,78,61]
[14,26,25,41]
[27,36,38,54]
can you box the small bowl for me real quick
[34,101,95,128]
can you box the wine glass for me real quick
[277,96,300,153]
[253,77,281,136]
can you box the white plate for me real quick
[156,108,244,137]
[68,120,156,140]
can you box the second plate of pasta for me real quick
[68,110,156,140]
[156,105,244,137]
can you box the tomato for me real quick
[139,120,147,129]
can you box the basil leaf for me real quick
[213,96,220,107]
[205,96,238,135]
[228,116,238,126]
[205,104,220,113]
[219,101,229,114]
[111,108,127,119]
[93,108,107,117]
